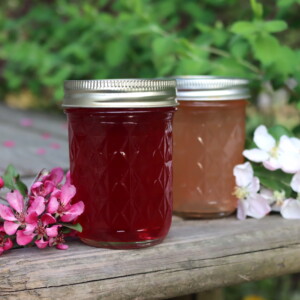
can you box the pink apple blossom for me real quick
[38,167,64,186]
[0,190,45,236]
[0,167,83,253]
[17,213,61,247]
[49,232,69,250]
[0,226,13,255]
[30,167,64,199]
[47,184,84,222]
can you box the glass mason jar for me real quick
[173,76,249,218]
[63,79,177,249]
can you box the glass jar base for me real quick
[173,210,235,219]
[80,237,164,250]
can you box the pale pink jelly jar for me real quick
[172,76,250,218]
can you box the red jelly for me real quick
[63,79,177,249]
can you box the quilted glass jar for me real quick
[63,79,177,249]
[173,76,249,218]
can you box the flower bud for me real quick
[0,177,4,189]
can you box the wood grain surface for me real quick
[0,104,300,299]
[0,104,69,176]
[1,216,300,299]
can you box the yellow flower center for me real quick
[274,190,285,206]
[269,146,279,158]
[233,186,249,199]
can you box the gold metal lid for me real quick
[63,79,177,108]
[174,76,250,101]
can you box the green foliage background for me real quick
[0,0,299,111]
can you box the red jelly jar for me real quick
[63,79,177,249]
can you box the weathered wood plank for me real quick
[0,216,300,299]
[0,104,69,176]
[0,103,68,139]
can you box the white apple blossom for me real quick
[260,188,285,212]
[281,171,300,219]
[233,162,271,220]
[243,125,300,174]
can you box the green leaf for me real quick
[250,34,280,66]
[268,125,292,141]
[230,39,249,58]
[3,164,28,196]
[264,20,288,33]
[105,38,129,67]
[152,36,176,57]
[15,180,28,198]
[271,46,296,77]
[231,21,257,36]
[3,164,18,190]
[253,165,292,197]
[250,0,263,19]
[61,223,83,233]
[277,0,300,7]
[175,57,210,75]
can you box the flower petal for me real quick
[56,243,68,250]
[279,153,300,174]
[249,177,260,194]
[41,213,56,226]
[237,199,248,220]
[279,136,299,153]
[47,197,59,214]
[28,196,45,216]
[4,238,13,251]
[247,195,271,219]
[6,190,24,213]
[262,158,281,171]
[65,171,71,185]
[44,181,55,195]
[35,239,49,249]
[16,230,35,246]
[30,182,43,196]
[291,172,300,193]
[49,168,64,185]
[4,221,20,235]
[61,201,84,222]
[260,188,274,205]
[0,204,17,221]
[253,125,276,151]
[281,199,300,219]
[46,225,61,238]
[60,184,76,206]
[243,149,269,163]
[233,162,254,187]
[25,212,38,225]
[24,223,36,234]
[51,188,61,198]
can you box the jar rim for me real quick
[63,79,178,108]
[172,76,250,101]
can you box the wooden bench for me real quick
[0,104,299,299]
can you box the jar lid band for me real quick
[63,79,177,108]
[173,76,250,101]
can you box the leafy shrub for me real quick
[0,0,299,113]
